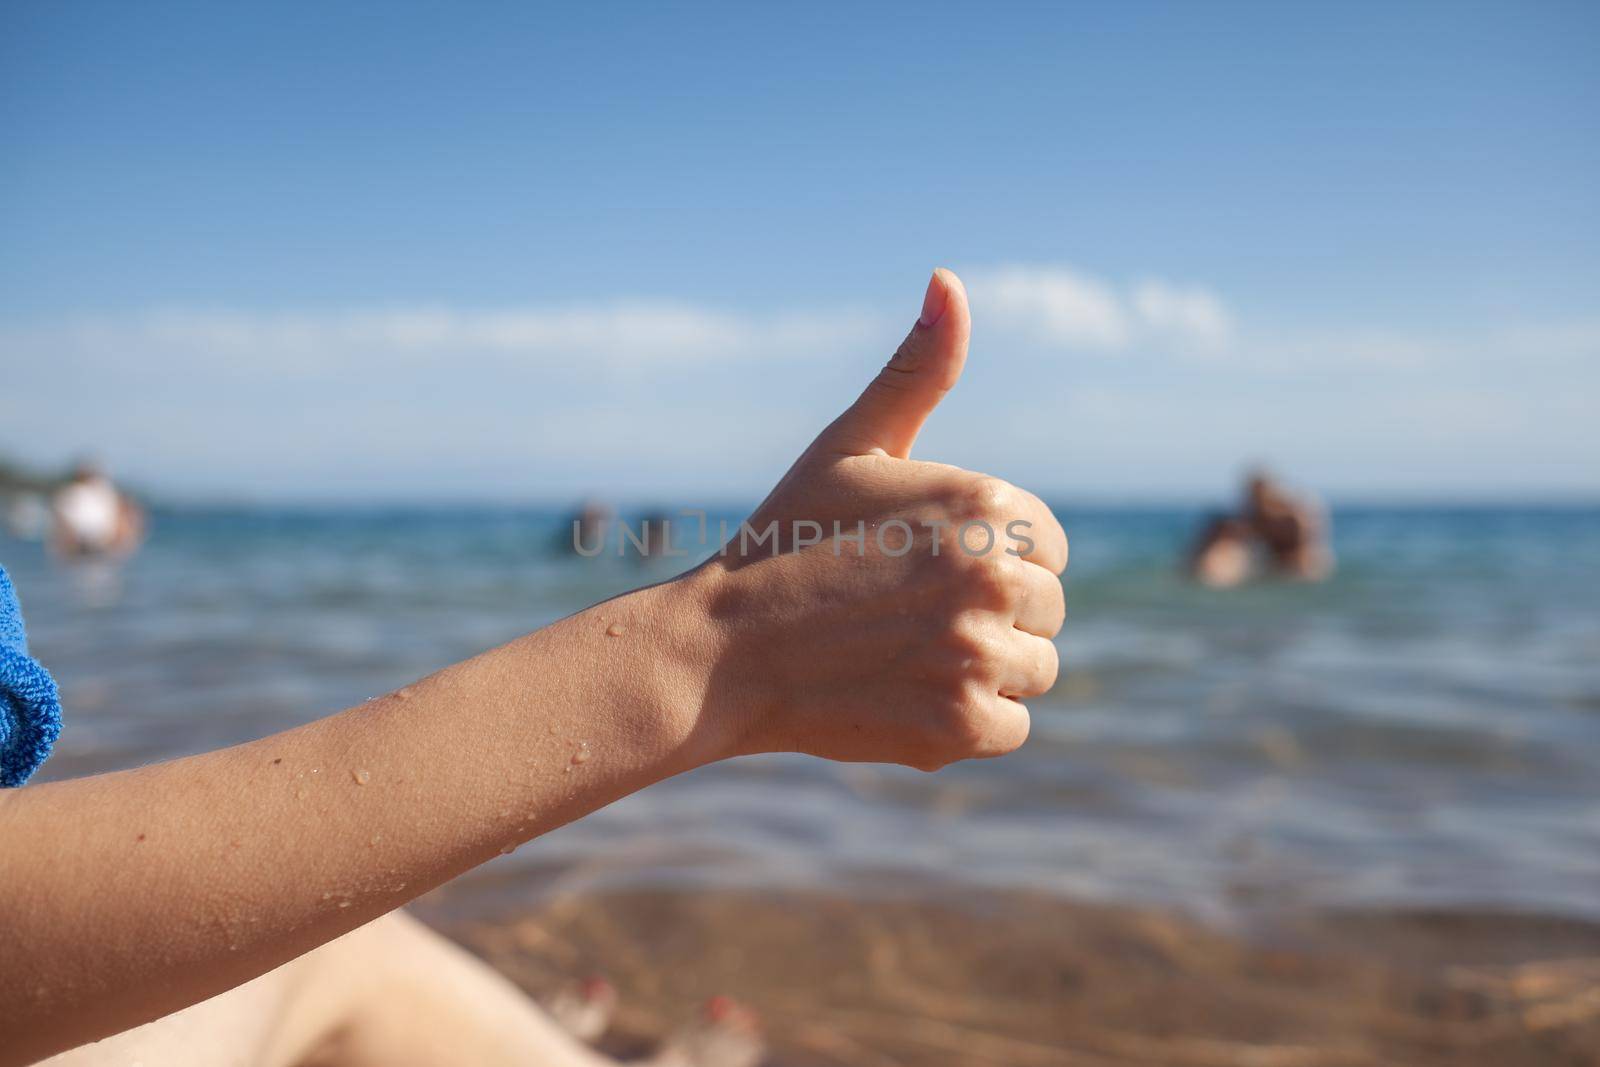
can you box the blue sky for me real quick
[2,1,1596,501]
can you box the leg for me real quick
[283,911,619,1067]
[35,962,296,1067]
[38,911,618,1067]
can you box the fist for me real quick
[699,270,1068,772]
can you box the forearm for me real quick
[0,268,1070,1064]
[0,569,726,1064]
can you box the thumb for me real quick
[820,268,970,459]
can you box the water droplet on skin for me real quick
[321,891,333,901]
[571,744,591,766]
[352,768,371,785]
[499,842,516,855]
[369,834,382,846]
[498,807,510,818]
[295,787,308,801]
[606,622,626,637]
[396,687,413,701]
[337,900,352,908]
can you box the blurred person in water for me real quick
[0,270,1068,1067]
[560,498,614,557]
[1187,470,1332,588]
[1244,470,1332,581]
[49,461,145,561]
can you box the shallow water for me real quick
[7,504,1599,923]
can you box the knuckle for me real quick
[934,544,1014,604]
[965,556,1014,604]
[865,366,916,402]
[963,476,1014,521]
[936,618,995,668]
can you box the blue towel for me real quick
[0,564,60,786]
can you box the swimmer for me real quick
[1187,514,1254,589]
[1242,471,1333,581]
[561,499,614,557]
[49,462,145,561]
[1185,471,1333,586]
[0,270,1068,1066]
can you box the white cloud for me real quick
[966,265,1233,354]
[3,269,1596,499]
[6,302,886,379]
[1496,320,1600,364]
[148,304,754,362]
[969,266,1131,349]
[1131,279,1234,352]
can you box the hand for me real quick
[693,269,1068,772]
[0,271,1061,1062]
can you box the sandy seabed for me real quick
[421,882,1600,1067]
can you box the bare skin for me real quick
[1244,473,1333,581]
[37,909,760,1067]
[0,269,1067,1066]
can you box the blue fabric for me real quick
[0,565,60,786]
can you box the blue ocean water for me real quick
[5,504,1599,923]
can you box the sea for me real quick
[6,503,1598,926]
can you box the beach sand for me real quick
[422,884,1600,1067]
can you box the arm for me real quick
[0,576,725,1062]
[0,269,1068,1063]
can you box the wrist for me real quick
[619,563,746,768]
[668,559,786,760]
